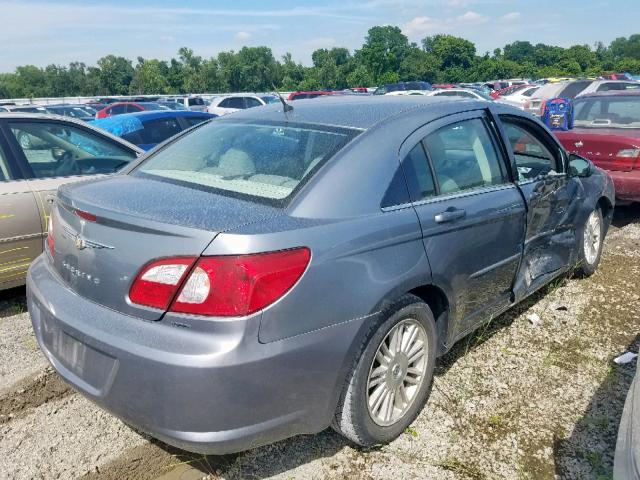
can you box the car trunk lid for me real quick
[50,175,283,320]
[556,128,640,172]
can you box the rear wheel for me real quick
[332,295,437,446]
[575,207,603,277]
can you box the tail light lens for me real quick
[129,258,196,310]
[617,148,640,158]
[46,214,55,255]
[172,248,311,316]
[128,248,311,317]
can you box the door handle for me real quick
[45,195,56,205]
[435,208,466,223]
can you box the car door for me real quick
[401,111,527,339]
[496,114,582,300]
[1,119,140,237]
[0,128,43,289]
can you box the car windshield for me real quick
[134,121,358,204]
[574,96,640,128]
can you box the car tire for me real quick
[575,207,604,278]
[332,294,437,447]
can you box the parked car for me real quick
[3,105,49,114]
[45,104,97,122]
[372,81,432,95]
[614,357,639,479]
[555,91,640,202]
[578,80,639,96]
[207,94,278,115]
[496,85,540,109]
[425,88,493,101]
[164,96,208,112]
[524,79,639,116]
[26,96,613,455]
[156,100,189,111]
[0,113,141,290]
[91,111,216,150]
[490,84,530,99]
[95,102,169,119]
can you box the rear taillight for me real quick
[129,258,196,310]
[128,248,311,316]
[46,215,54,255]
[617,148,640,158]
[171,248,311,317]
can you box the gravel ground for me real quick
[0,207,638,480]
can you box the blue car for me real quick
[91,111,216,150]
[28,96,614,454]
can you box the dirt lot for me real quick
[1,206,639,480]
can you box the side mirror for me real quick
[569,153,593,178]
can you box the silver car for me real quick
[0,113,141,290]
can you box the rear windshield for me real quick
[574,96,640,128]
[133,121,358,205]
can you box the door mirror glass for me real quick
[569,154,592,177]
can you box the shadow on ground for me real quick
[0,286,26,319]
[554,334,639,479]
[611,203,640,229]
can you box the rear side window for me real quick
[559,81,591,98]
[138,118,182,145]
[219,97,244,109]
[245,97,262,108]
[424,119,505,194]
[110,105,127,115]
[134,121,357,204]
[188,98,205,106]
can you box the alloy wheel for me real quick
[583,210,602,266]
[366,318,428,427]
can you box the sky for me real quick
[0,0,638,72]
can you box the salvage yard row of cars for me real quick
[0,77,638,475]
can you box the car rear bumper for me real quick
[26,254,368,454]
[607,169,640,202]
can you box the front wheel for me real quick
[575,207,604,277]
[332,295,437,447]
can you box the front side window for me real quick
[219,97,244,109]
[9,122,137,178]
[134,121,357,203]
[110,105,127,115]
[423,119,505,194]
[500,117,559,181]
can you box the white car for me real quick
[425,88,493,101]
[207,94,279,116]
[165,96,208,112]
[524,79,640,116]
[496,85,539,109]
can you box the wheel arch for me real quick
[408,284,451,356]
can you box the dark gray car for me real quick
[26,96,614,454]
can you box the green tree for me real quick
[422,34,476,69]
[96,55,134,95]
[358,26,410,83]
[130,59,170,94]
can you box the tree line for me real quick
[1,26,639,98]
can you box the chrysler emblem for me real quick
[75,236,86,250]
[63,225,114,250]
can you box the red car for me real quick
[555,91,640,202]
[95,101,167,119]
[490,84,532,99]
